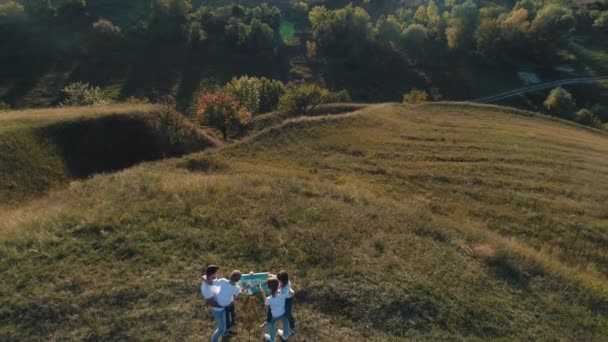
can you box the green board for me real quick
[240,272,270,294]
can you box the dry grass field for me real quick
[1,102,607,340]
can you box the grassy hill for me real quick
[1,103,607,340]
[0,104,216,206]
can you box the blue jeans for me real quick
[268,314,289,342]
[211,308,226,342]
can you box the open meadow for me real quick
[1,102,607,340]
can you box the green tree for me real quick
[544,87,576,119]
[531,5,575,42]
[476,17,501,59]
[258,78,285,113]
[245,18,275,51]
[196,92,251,139]
[446,0,480,50]
[574,109,602,128]
[402,24,428,59]
[593,11,608,32]
[309,5,373,57]
[225,76,262,115]
[426,0,441,36]
[278,83,330,114]
[413,5,427,25]
[374,15,402,48]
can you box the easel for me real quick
[236,295,263,342]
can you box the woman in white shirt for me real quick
[260,278,290,342]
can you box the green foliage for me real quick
[476,17,501,59]
[0,101,10,112]
[225,76,285,115]
[309,5,373,57]
[446,0,480,50]
[258,78,285,113]
[374,15,402,47]
[225,76,261,115]
[403,89,429,104]
[544,87,576,119]
[92,19,122,37]
[402,24,428,53]
[278,83,330,114]
[532,5,575,41]
[0,1,24,24]
[60,82,110,107]
[196,92,251,139]
[326,89,351,103]
[593,11,608,31]
[574,109,602,128]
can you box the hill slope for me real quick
[1,103,607,340]
[0,104,216,206]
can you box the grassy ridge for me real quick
[0,104,214,206]
[1,103,607,340]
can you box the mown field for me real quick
[1,103,607,340]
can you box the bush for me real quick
[0,100,10,112]
[125,96,151,105]
[574,109,602,128]
[225,76,285,115]
[60,82,109,107]
[278,83,330,115]
[403,89,429,104]
[195,92,252,139]
[258,78,285,113]
[326,89,351,103]
[225,76,261,115]
[92,18,122,37]
[543,87,575,119]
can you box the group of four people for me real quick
[201,265,296,342]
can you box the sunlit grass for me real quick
[1,102,607,340]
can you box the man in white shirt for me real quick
[200,265,227,342]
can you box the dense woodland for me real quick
[0,0,607,125]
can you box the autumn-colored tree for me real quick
[196,92,252,139]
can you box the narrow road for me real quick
[472,76,608,103]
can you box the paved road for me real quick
[472,76,608,103]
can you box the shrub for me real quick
[195,92,251,139]
[278,83,330,115]
[326,89,351,103]
[92,18,122,37]
[225,76,285,115]
[60,82,109,107]
[258,78,285,113]
[543,87,575,119]
[403,89,429,104]
[125,96,151,104]
[157,96,187,150]
[225,76,261,115]
[574,109,602,128]
[0,100,10,112]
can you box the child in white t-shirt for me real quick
[260,277,291,342]
[216,270,244,334]
[260,270,296,336]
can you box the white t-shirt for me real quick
[265,286,290,318]
[216,278,241,307]
[280,280,293,298]
[200,277,223,312]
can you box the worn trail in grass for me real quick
[1,103,607,340]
